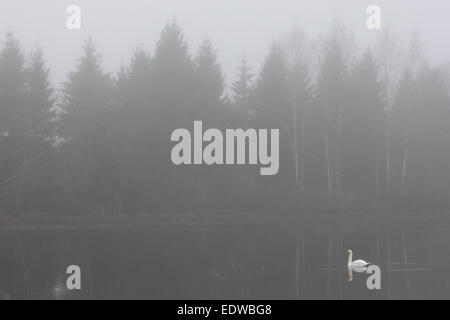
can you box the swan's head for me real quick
[346,250,353,254]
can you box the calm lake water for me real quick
[0,214,449,300]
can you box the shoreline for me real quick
[0,210,449,231]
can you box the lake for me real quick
[0,213,449,300]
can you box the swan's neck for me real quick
[348,252,353,265]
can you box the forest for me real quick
[0,20,449,217]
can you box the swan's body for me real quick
[347,250,370,282]
[347,250,370,268]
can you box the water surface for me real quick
[0,214,448,300]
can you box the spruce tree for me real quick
[343,50,383,196]
[256,44,293,205]
[21,49,58,212]
[60,40,115,213]
[232,58,255,127]
[0,32,27,214]
[193,38,225,127]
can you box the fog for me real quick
[1,0,449,85]
[2,0,450,300]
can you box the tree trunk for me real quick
[400,104,411,194]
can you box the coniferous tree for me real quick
[190,38,229,209]
[60,40,115,213]
[115,47,154,213]
[256,44,293,208]
[21,49,59,212]
[193,38,225,127]
[316,24,352,202]
[0,32,27,214]
[343,50,383,198]
[392,64,450,204]
[411,66,450,201]
[232,58,255,127]
[152,20,193,130]
[152,21,194,209]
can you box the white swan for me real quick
[347,250,370,268]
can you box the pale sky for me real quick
[0,0,449,88]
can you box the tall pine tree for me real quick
[21,49,58,212]
[60,40,115,213]
[343,50,383,197]
[0,32,27,214]
[232,58,255,128]
[192,38,225,127]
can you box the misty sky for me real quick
[0,0,449,87]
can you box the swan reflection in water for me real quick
[321,249,430,284]
[347,265,369,282]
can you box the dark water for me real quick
[0,215,449,300]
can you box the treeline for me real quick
[0,21,449,216]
